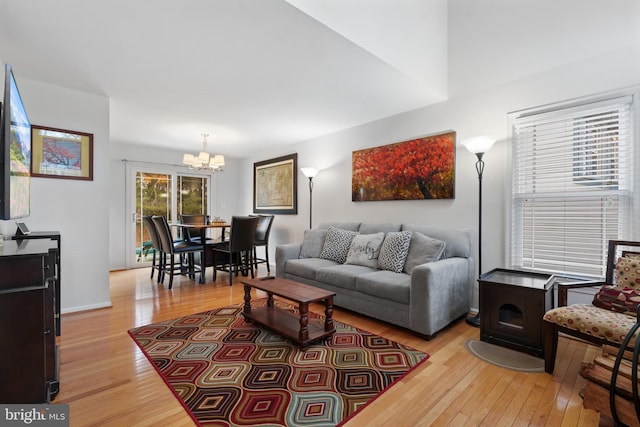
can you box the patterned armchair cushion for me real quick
[592,285,640,316]
[544,304,637,345]
[615,255,640,289]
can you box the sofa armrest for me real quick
[409,257,473,336]
[275,243,302,278]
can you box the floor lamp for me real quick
[461,136,496,328]
[301,167,318,229]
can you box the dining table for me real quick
[172,222,230,283]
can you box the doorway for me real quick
[125,163,211,269]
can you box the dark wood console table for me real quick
[13,231,61,335]
[0,239,59,403]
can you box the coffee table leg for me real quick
[243,285,252,314]
[325,296,334,331]
[267,293,274,308]
[299,302,309,344]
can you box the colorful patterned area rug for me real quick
[128,299,429,426]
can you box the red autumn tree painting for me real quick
[352,131,456,201]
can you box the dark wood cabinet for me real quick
[479,268,555,358]
[0,239,59,403]
[13,231,61,335]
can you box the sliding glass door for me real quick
[125,163,210,269]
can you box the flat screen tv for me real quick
[0,64,31,219]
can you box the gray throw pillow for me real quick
[345,232,385,268]
[299,229,328,258]
[319,227,359,263]
[403,232,446,274]
[378,231,413,273]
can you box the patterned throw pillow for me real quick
[593,285,640,316]
[615,256,640,289]
[319,227,359,263]
[345,232,385,268]
[378,231,413,273]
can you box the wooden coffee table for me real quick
[241,276,336,349]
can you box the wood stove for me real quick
[479,269,555,358]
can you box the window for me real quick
[510,94,636,277]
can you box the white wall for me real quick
[0,70,111,313]
[237,44,640,310]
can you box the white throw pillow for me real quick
[345,232,385,268]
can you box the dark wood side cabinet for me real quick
[13,231,61,336]
[479,268,555,358]
[0,239,59,403]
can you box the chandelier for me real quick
[182,133,225,171]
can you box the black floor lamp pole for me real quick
[308,177,314,229]
[466,152,485,328]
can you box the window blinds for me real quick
[511,95,634,277]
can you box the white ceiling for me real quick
[0,0,638,158]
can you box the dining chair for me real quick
[142,216,162,281]
[152,215,204,289]
[210,216,259,286]
[252,215,274,274]
[179,214,211,244]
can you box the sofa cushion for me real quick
[403,232,446,274]
[593,285,640,316]
[317,222,360,232]
[316,264,377,291]
[319,227,359,263]
[356,271,410,304]
[358,223,402,234]
[401,224,471,258]
[299,229,328,258]
[615,255,640,289]
[285,258,339,280]
[345,232,385,268]
[378,231,413,273]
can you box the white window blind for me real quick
[511,95,634,277]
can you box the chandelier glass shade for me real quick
[183,133,225,171]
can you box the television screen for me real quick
[0,64,31,219]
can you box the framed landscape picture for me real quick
[31,125,94,180]
[253,153,297,214]
[352,131,456,201]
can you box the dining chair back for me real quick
[152,215,203,289]
[179,214,210,243]
[142,216,162,281]
[252,215,274,273]
[211,216,259,285]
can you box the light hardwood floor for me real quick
[54,267,601,426]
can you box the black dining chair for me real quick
[152,215,204,289]
[252,215,274,274]
[179,214,212,244]
[210,216,259,286]
[142,216,162,281]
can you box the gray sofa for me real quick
[275,222,474,338]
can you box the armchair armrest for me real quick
[556,280,604,307]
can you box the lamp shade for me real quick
[301,167,318,178]
[462,136,496,154]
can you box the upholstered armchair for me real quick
[543,240,640,373]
